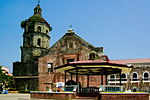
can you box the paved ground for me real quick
[0,93,30,100]
[0,93,149,100]
[0,93,55,100]
[0,93,97,100]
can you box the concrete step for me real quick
[73,96,98,100]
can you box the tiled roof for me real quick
[69,58,150,65]
[69,60,107,64]
[69,60,127,66]
[110,58,150,64]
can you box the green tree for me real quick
[0,66,14,88]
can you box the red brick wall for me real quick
[31,92,76,99]
[100,93,149,100]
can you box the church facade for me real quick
[13,4,150,92]
[13,4,103,91]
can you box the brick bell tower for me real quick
[13,3,51,91]
[21,4,51,62]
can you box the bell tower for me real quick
[20,4,51,62]
[13,3,51,91]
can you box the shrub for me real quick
[8,88,17,91]
[19,90,30,93]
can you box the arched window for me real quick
[110,75,115,78]
[46,30,48,34]
[121,73,127,81]
[69,42,73,48]
[110,75,115,81]
[28,26,33,32]
[132,73,138,81]
[121,73,126,78]
[26,37,30,46]
[37,38,41,46]
[37,26,41,32]
[143,72,149,80]
[89,53,95,60]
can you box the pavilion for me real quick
[54,57,133,89]
[31,58,150,100]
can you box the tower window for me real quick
[37,26,41,32]
[26,37,30,46]
[28,26,33,32]
[37,38,41,46]
[46,30,48,34]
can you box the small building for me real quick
[108,59,150,92]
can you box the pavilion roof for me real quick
[54,60,132,75]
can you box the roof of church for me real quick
[66,58,150,65]
[69,60,127,66]
[51,29,102,51]
[110,58,150,64]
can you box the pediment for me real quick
[50,32,103,54]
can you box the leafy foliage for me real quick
[29,15,42,22]
[0,66,15,88]
[20,20,26,28]
[19,90,30,93]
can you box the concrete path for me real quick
[0,93,55,100]
[0,93,30,100]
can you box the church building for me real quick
[13,4,103,91]
[13,4,150,92]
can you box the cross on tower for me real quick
[38,0,40,5]
[69,25,72,29]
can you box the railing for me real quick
[132,78,139,81]
[78,87,99,97]
[108,78,127,81]
[143,78,149,81]
[99,85,124,92]
[64,85,78,92]
[80,87,99,93]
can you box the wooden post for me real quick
[106,75,108,85]
[119,71,122,85]
[65,71,67,85]
[76,68,78,83]
[87,75,89,87]
[101,75,103,85]
[71,73,73,80]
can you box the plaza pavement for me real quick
[0,93,54,100]
[0,93,30,100]
[0,93,150,100]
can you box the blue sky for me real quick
[0,0,150,73]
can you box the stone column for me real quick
[126,72,131,91]
[138,72,143,92]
